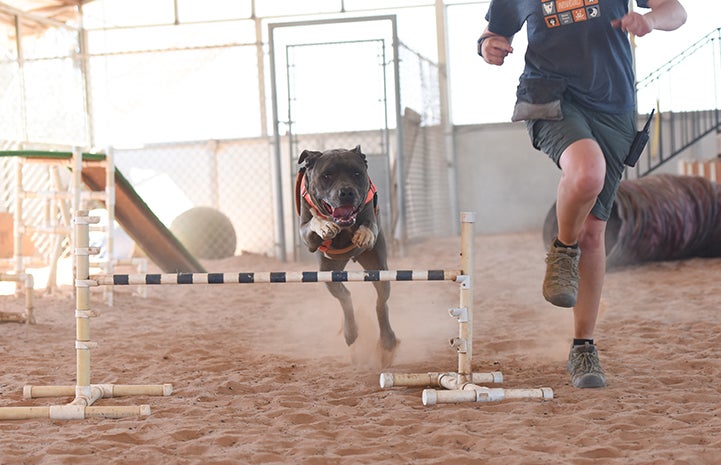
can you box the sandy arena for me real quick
[1,230,720,464]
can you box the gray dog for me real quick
[296,145,398,366]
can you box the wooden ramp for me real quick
[81,165,206,273]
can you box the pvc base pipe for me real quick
[379,371,503,389]
[24,383,174,399]
[422,385,554,406]
[0,405,151,421]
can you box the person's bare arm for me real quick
[478,26,514,66]
[611,0,687,37]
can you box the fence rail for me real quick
[631,28,721,178]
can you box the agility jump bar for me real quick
[92,270,463,286]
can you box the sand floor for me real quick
[1,230,720,464]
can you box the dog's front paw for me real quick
[352,225,376,249]
[310,216,340,240]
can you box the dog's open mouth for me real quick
[322,201,360,227]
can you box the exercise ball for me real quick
[170,207,237,259]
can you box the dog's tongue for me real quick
[331,205,355,220]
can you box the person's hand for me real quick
[611,12,653,37]
[481,35,513,66]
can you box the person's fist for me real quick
[481,35,514,66]
[611,12,653,37]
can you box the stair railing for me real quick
[628,27,721,179]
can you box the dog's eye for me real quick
[322,172,333,180]
[353,172,361,177]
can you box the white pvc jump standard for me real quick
[379,212,553,405]
[0,211,171,421]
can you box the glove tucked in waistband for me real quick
[511,76,567,122]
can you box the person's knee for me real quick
[560,141,605,198]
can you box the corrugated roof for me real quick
[0,0,83,27]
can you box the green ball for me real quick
[170,207,237,259]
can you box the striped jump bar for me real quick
[92,270,462,286]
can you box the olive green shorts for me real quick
[527,97,636,221]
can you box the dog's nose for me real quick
[338,187,356,203]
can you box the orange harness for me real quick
[295,171,378,255]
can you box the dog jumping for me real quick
[296,145,398,366]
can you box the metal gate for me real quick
[268,16,405,262]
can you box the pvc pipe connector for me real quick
[75,310,100,319]
[449,337,468,353]
[74,247,100,256]
[460,211,476,223]
[454,274,470,288]
[540,387,554,399]
[448,307,468,322]
[421,389,437,406]
[75,340,98,350]
[489,371,504,384]
[73,215,101,225]
[379,373,394,389]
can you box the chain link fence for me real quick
[0,15,87,146]
[1,14,84,268]
[397,42,452,241]
[112,139,274,257]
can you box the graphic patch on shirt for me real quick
[542,0,600,28]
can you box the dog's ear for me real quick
[351,145,368,167]
[298,150,322,170]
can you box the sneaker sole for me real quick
[572,373,607,388]
[543,292,576,308]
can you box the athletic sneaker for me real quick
[567,342,607,388]
[543,238,580,308]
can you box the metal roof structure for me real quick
[0,0,84,25]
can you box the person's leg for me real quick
[565,214,607,388]
[573,214,607,340]
[542,138,605,307]
[531,102,633,387]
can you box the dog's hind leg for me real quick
[319,256,358,347]
[325,281,358,346]
[356,242,397,355]
[371,279,396,352]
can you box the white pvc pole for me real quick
[74,211,95,401]
[105,147,115,306]
[457,211,475,382]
